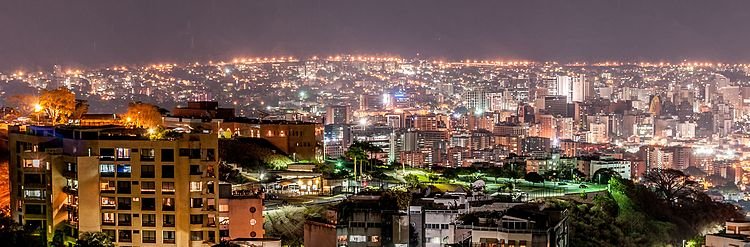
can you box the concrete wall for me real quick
[304,221,336,247]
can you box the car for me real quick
[579,184,588,188]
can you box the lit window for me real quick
[24,189,43,199]
[162,182,175,192]
[102,213,115,225]
[23,159,41,168]
[219,216,229,225]
[100,164,115,174]
[350,235,366,243]
[115,148,130,159]
[190,182,202,192]
[101,197,116,207]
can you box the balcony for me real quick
[64,204,78,212]
[63,186,78,195]
[100,156,115,161]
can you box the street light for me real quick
[34,103,43,122]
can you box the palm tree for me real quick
[345,145,366,180]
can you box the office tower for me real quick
[10,125,221,246]
[571,75,591,102]
[359,94,383,111]
[548,75,587,103]
[544,95,569,116]
[325,105,351,125]
[462,89,487,113]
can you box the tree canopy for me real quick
[641,168,700,206]
[78,231,115,247]
[39,87,76,124]
[524,172,544,183]
[122,102,163,129]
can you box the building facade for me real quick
[10,125,221,246]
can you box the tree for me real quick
[486,167,505,184]
[345,144,367,178]
[428,174,440,183]
[641,168,700,205]
[404,174,420,188]
[122,102,163,129]
[524,172,544,184]
[0,208,43,247]
[39,87,76,124]
[71,99,89,119]
[78,231,115,247]
[592,168,620,185]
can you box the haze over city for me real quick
[3,0,750,70]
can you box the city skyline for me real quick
[3,1,750,246]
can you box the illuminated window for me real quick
[23,159,41,168]
[190,182,202,192]
[115,148,130,159]
[101,197,116,207]
[99,164,115,177]
[162,182,175,193]
[102,213,115,225]
[162,198,175,211]
[24,189,44,199]
[350,235,366,242]
[219,204,229,212]
[100,181,115,192]
[116,164,131,177]
[141,182,155,193]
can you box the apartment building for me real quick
[9,125,221,246]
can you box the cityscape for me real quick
[3,1,750,247]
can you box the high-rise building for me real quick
[547,75,587,103]
[9,125,221,246]
[543,95,569,116]
[325,105,351,125]
[463,89,487,113]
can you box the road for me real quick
[264,194,347,211]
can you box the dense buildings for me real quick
[3,56,750,246]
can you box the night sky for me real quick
[1,0,750,70]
